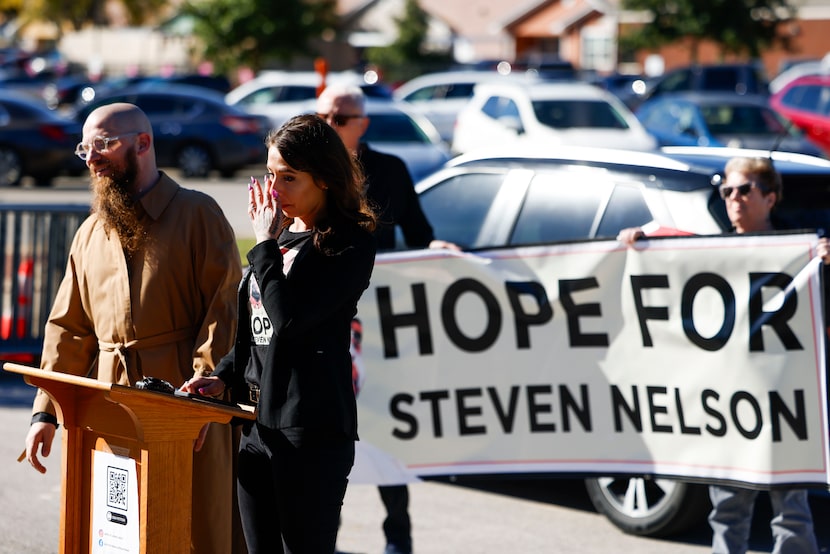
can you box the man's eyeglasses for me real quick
[75,132,141,160]
[316,113,364,127]
[719,182,768,200]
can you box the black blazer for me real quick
[214,225,376,439]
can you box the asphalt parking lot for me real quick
[4,370,830,553]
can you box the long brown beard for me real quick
[90,148,147,257]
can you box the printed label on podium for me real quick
[91,450,140,553]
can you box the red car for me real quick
[770,74,830,156]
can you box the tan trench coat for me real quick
[32,173,242,553]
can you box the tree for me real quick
[16,0,168,33]
[364,0,452,83]
[620,0,797,60]
[182,0,337,75]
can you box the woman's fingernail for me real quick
[272,190,279,198]
[198,388,205,394]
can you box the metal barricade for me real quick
[0,204,88,361]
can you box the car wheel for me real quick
[176,144,212,178]
[584,476,710,537]
[0,146,23,187]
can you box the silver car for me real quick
[405,144,830,537]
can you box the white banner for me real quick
[354,232,830,486]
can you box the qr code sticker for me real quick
[106,466,128,511]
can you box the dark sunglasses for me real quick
[316,112,363,127]
[719,182,768,200]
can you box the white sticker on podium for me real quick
[91,450,139,553]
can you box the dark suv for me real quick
[406,144,830,537]
[631,63,770,110]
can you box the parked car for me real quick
[74,85,270,178]
[451,81,657,155]
[631,63,770,110]
[227,70,392,130]
[0,90,84,187]
[392,70,532,144]
[360,101,452,181]
[408,144,830,536]
[635,92,824,157]
[770,75,830,156]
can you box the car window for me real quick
[238,87,282,106]
[653,69,692,95]
[532,100,629,129]
[510,173,605,245]
[481,96,519,120]
[638,103,675,132]
[700,67,742,92]
[443,83,477,99]
[363,113,429,143]
[403,86,438,102]
[777,173,830,232]
[419,173,504,248]
[282,85,317,102]
[781,84,822,112]
[134,95,206,119]
[701,105,784,134]
[820,85,830,116]
[595,183,654,238]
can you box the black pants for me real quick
[237,422,354,554]
[379,484,412,550]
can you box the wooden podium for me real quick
[4,362,256,554]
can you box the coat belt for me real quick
[98,327,197,379]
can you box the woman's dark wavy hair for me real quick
[265,114,376,252]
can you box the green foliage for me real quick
[19,0,167,31]
[621,0,797,59]
[182,0,337,75]
[364,0,451,83]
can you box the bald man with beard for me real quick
[24,103,243,554]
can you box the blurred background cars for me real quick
[359,101,451,181]
[294,99,451,181]
[74,84,269,178]
[635,92,824,156]
[451,81,657,155]
[46,73,234,114]
[770,75,830,156]
[393,70,504,145]
[630,63,770,110]
[0,90,83,187]
[226,70,392,130]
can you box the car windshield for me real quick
[532,100,629,129]
[363,113,431,144]
[699,104,793,135]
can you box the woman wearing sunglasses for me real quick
[183,114,378,553]
[618,156,827,554]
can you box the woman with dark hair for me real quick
[183,113,377,553]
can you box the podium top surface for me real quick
[2,362,256,419]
